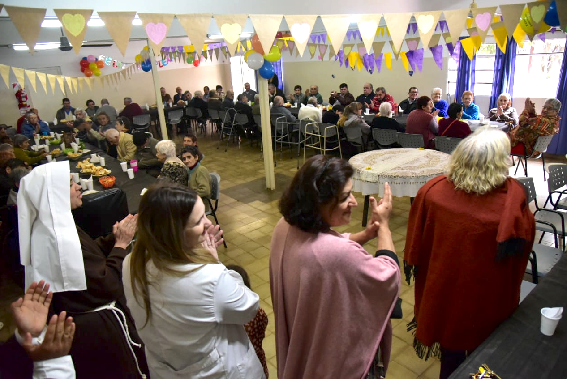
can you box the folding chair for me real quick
[372,128,398,149]
[303,122,342,162]
[217,109,236,152]
[205,173,227,248]
[167,109,183,139]
[545,164,567,209]
[512,134,555,180]
[208,109,221,135]
[397,133,425,148]
[342,126,364,152]
[434,136,463,154]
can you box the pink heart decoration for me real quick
[145,23,167,45]
[407,40,419,51]
[475,12,492,32]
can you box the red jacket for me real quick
[370,94,397,113]
[119,103,143,122]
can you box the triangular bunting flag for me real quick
[471,7,498,41]
[401,51,410,72]
[12,67,25,89]
[460,37,477,61]
[276,39,285,50]
[5,6,46,54]
[213,14,248,55]
[414,11,442,49]
[343,44,354,56]
[54,9,93,55]
[97,12,136,57]
[384,52,392,70]
[372,41,385,56]
[215,48,220,61]
[428,33,442,48]
[357,15,381,52]
[85,77,93,90]
[405,37,421,51]
[318,44,328,59]
[414,48,424,71]
[121,69,127,81]
[288,40,296,56]
[65,76,73,94]
[78,77,84,92]
[389,41,401,60]
[383,13,413,53]
[46,74,57,94]
[320,15,351,54]
[285,15,318,56]
[138,13,175,55]
[328,45,335,60]
[430,45,444,69]
[24,70,37,93]
[499,4,526,38]
[527,0,551,35]
[0,64,10,89]
[443,9,469,48]
[513,24,526,47]
[177,14,212,57]
[307,43,317,59]
[375,54,383,73]
[36,72,47,94]
[492,21,508,53]
[56,76,66,94]
[249,15,283,53]
[71,77,79,93]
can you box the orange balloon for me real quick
[251,34,265,55]
[96,60,104,69]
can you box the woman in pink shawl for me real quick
[270,155,401,379]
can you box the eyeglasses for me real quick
[409,91,418,94]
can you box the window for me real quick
[447,43,496,97]
[512,38,565,98]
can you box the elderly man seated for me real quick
[22,112,51,138]
[222,90,235,109]
[271,96,296,124]
[305,85,323,105]
[118,97,143,123]
[269,84,285,104]
[509,97,562,156]
[105,128,137,162]
[356,83,375,112]
[252,94,261,115]
[298,97,322,123]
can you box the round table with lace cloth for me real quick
[349,148,450,225]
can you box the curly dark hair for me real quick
[279,155,353,233]
[416,96,432,109]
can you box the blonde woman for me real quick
[338,102,371,135]
[122,183,264,378]
[404,128,535,379]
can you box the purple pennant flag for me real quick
[346,30,353,41]
[354,30,361,40]
[362,54,369,71]
[430,45,444,70]
[177,46,183,52]
[310,35,316,43]
[451,41,461,64]
[344,57,349,68]
[321,34,327,44]
[367,53,375,73]
[375,54,383,73]
[414,48,424,71]
[446,42,455,57]
[407,23,417,34]
[538,33,546,42]
[439,20,448,33]
[405,50,416,71]
[338,50,344,66]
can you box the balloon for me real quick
[251,34,265,55]
[80,60,89,68]
[247,52,264,70]
[93,69,101,77]
[263,46,282,62]
[81,56,87,60]
[87,54,96,63]
[143,46,149,51]
[141,61,151,72]
[186,55,194,64]
[135,54,143,63]
[188,45,195,53]
[193,59,200,67]
[545,1,560,27]
[89,62,97,70]
[84,68,93,77]
[519,7,551,35]
[96,60,104,69]
[258,60,275,79]
[141,50,150,60]
[244,50,255,62]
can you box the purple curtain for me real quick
[489,38,517,110]
[546,39,567,154]
[273,59,284,90]
[455,39,476,103]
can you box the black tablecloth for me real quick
[49,143,156,213]
[449,254,567,378]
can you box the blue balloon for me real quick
[82,57,87,60]
[545,1,560,27]
[141,61,152,72]
[258,60,274,79]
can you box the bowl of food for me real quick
[99,175,116,188]
[49,139,62,145]
[50,148,61,157]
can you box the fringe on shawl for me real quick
[403,260,417,285]
[407,318,442,361]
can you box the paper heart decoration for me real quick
[475,12,492,31]
[531,4,546,23]
[358,20,378,39]
[417,15,435,34]
[290,23,311,44]
[62,13,86,37]
[407,40,419,50]
[220,23,242,44]
[146,23,167,44]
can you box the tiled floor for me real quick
[1,130,565,379]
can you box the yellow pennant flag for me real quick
[46,74,57,95]
[71,77,78,93]
[460,37,477,61]
[384,52,392,70]
[12,67,25,89]
[308,43,317,59]
[0,64,11,89]
[348,52,359,68]
[85,77,93,91]
[65,76,74,94]
[356,56,363,71]
[513,24,526,48]
[36,72,48,94]
[78,77,84,92]
[56,76,66,94]
[25,70,37,93]
[492,23,508,53]
[471,35,482,50]
[400,51,410,72]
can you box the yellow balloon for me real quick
[135,54,143,63]
[244,50,255,62]
[188,45,195,53]
[519,7,551,35]
[143,46,149,51]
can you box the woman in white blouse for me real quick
[122,183,264,379]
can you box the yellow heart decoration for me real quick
[530,4,546,24]
[62,13,86,37]
[220,23,242,44]
[358,20,378,40]
[417,14,435,34]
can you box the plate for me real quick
[82,149,91,154]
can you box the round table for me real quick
[349,148,450,225]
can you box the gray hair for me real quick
[307,97,318,106]
[376,86,386,94]
[0,143,14,152]
[545,98,562,112]
[9,166,30,184]
[101,98,109,105]
[12,134,29,147]
[74,107,85,115]
[498,93,511,101]
[432,87,442,95]
[194,90,203,98]
[273,96,284,106]
[379,102,392,117]
[105,128,119,140]
[155,140,177,158]
[254,94,259,101]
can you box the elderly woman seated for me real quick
[509,97,561,156]
[12,134,48,165]
[74,108,92,123]
[156,140,188,185]
[371,102,404,132]
[406,96,439,148]
[22,112,51,139]
[181,145,210,198]
[438,103,472,138]
[460,91,480,120]
[488,93,519,126]
[105,128,137,162]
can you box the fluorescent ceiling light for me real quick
[41,19,62,27]
[208,32,253,40]
[41,16,142,27]
[13,42,61,51]
[132,16,142,26]
[88,19,105,27]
